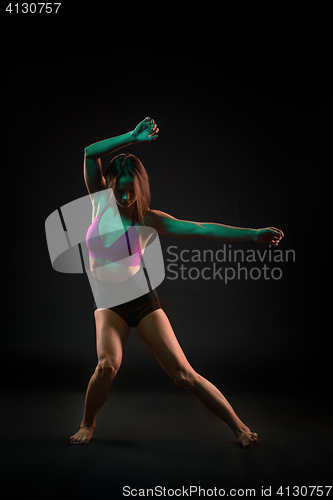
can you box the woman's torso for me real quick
[86,190,153,282]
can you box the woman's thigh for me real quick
[136,309,192,377]
[94,309,131,366]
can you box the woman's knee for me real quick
[172,366,198,390]
[96,357,120,380]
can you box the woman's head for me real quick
[104,153,150,222]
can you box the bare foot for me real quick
[235,427,258,449]
[70,425,95,445]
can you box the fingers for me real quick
[150,125,159,137]
[149,122,159,134]
[145,117,159,139]
[269,227,284,246]
[257,227,284,246]
[270,227,284,238]
[144,117,158,131]
[144,116,155,126]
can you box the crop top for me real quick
[86,204,143,266]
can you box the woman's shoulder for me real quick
[143,208,165,226]
[142,208,176,230]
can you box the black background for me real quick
[3,14,332,497]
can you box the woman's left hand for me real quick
[254,227,284,246]
[131,117,159,142]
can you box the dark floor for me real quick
[1,390,332,499]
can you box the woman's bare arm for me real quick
[147,210,284,246]
[84,117,158,194]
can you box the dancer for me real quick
[70,117,283,448]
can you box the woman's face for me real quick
[114,175,137,209]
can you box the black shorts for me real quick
[93,288,161,328]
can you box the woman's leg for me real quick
[70,309,130,444]
[136,309,258,448]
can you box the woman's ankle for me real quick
[80,422,95,430]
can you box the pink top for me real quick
[86,205,143,266]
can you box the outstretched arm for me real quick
[147,210,284,246]
[199,221,284,246]
[84,117,159,194]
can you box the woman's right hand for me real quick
[131,117,159,142]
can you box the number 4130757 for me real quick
[276,486,332,497]
[5,3,61,13]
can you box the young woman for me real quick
[70,117,283,448]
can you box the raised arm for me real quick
[147,210,284,246]
[84,117,159,194]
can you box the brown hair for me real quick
[104,153,151,223]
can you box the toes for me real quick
[70,433,81,445]
[245,433,258,448]
[76,433,83,444]
[251,433,258,445]
[70,430,92,445]
[236,430,258,449]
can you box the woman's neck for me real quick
[118,203,136,222]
